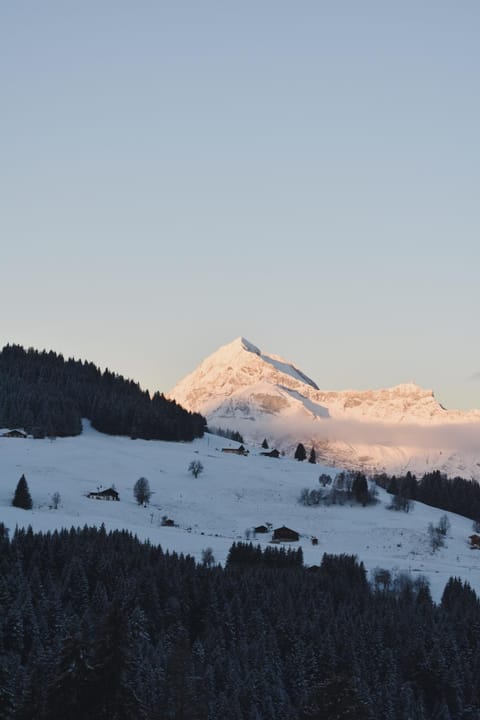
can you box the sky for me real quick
[1,1,479,410]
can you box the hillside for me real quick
[1,422,479,602]
[0,344,205,441]
[170,337,480,478]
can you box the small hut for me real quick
[254,525,269,534]
[469,534,480,548]
[260,449,280,458]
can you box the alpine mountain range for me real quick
[170,337,480,479]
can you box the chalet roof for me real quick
[273,525,299,539]
[274,525,297,533]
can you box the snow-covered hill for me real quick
[170,337,480,478]
[1,422,479,602]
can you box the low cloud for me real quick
[266,414,480,454]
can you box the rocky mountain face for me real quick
[170,337,480,478]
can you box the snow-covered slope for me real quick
[170,337,480,478]
[0,423,479,602]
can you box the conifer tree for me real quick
[261,438,269,449]
[12,474,32,510]
[352,473,369,505]
[294,443,306,462]
[308,447,316,464]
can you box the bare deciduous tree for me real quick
[188,461,204,478]
[133,477,152,505]
[51,491,61,510]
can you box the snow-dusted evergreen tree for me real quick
[12,474,32,510]
[352,473,369,504]
[294,443,306,461]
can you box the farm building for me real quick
[273,526,300,542]
[87,488,119,501]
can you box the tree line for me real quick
[1,525,480,719]
[0,344,205,441]
[375,469,480,523]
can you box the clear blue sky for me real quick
[1,1,479,409]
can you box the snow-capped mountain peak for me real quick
[171,337,319,417]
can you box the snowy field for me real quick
[1,422,479,602]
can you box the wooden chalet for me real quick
[469,534,480,548]
[222,445,249,456]
[273,526,300,542]
[260,449,280,458]
[87,488,119,501]
[161,517,175,527]
[311,536,319,546]
[2,429,27,439]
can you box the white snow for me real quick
[0,421,479,602]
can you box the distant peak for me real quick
[227,337,261,356]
